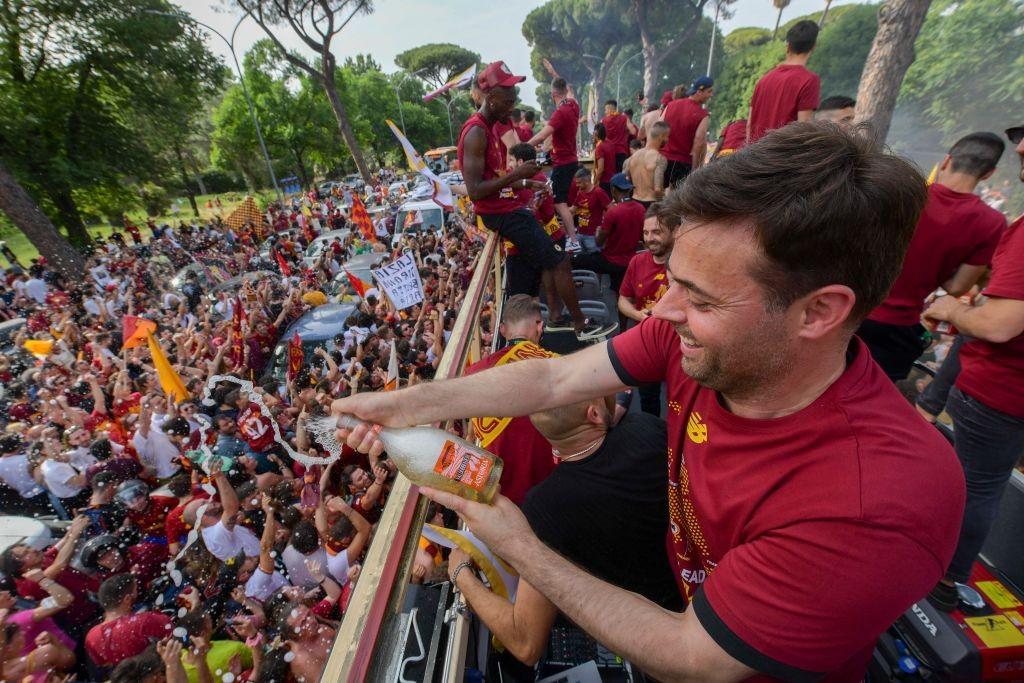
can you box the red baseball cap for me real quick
[478,61,526,91]
[660,90,674,106]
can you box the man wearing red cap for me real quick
[457,62,613,341]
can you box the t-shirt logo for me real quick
[686,412,708,444]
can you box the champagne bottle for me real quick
[335,415,503,504]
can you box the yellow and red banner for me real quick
[122,316,157,350]
[287,332,303,381]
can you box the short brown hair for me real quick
[501,294,542,326]
[660,122,927,322]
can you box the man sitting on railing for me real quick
[448,395,681,668]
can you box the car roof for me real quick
[398,199,443,212]
[282,303,358,341]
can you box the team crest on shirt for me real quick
[686,412,708,444]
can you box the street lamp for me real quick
[393,68,427,137]
[146,10,283,204]
[614,51,643,104]
[707,1,723,76]
[445,93,466,146]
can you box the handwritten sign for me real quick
[372,252,424,310]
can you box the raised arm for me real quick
[332,342,625,458]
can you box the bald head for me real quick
[530,396,613,444]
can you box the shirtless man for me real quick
[624,121,670,207]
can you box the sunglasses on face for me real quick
[1007,127,1024,145]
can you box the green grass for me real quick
[2,190,278,266]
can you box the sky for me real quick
[178,0,858,108]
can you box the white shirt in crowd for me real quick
[39,459,84,499]
[282,545,350,589]
[201,519,261,562]
[244,567,290,602]
[131,425,181,479]
[0,454,44,499]
[24,278,47,304]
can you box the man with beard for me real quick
[334,124,965,681]
[619,205,676,414]
[921,124,1024,611]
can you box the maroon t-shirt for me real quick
[569,183,612,236]
[465,341,557,505]
[600,199,645,266]
[748,64,820,143]
[619,251,668,312]
[85,611,172,668]
[609,321,964,680]
[516,123,533,142]
[602,112,629,155]
[660,98,709,164]
[719,119,748,153]
[549,98,580,166]
[957,214,1024,418]
[869,183,1005,326]
[16,547,101,629]
[593,140,617,184]
[457,112,526,216]
[237,403,277,453]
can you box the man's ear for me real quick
[795,284,857,341]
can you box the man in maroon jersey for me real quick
[335,124,964,681]
[459,61,612,341]
[618,204,676,415]
[572,173,645,294]
[528,76,584,253]
[601,99,635,172]
[464,295,556,505]
[747,20,820,143]
[859,132,1006,381]
[660,77,713,186]
[922,124,1024,611]
[569,168,612,253]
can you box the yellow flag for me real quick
[23,339,54,359]
[926,164,938,185]
[145,333,190,403]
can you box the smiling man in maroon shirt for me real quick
[747,20,820,143]
[335,123,965,682]
[602,99,634,172]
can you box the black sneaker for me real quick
[575,319,618,341]
[544,317,574,332]
[927,581,959,612]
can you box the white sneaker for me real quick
[565,238,582,254]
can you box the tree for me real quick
[0,160,85,277]
[772,0,791,38]
[344,53,381,75]
[237,0,375,183]
[0,0,222,253]
[853,0,932,143]
[394,43,480,101]
[900,0,1024,138]
[522,0,630,105]
[631,0,721,102]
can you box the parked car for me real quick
[392,198,445,247]
[303,229,352,268]
[328,252,387,300]
[263,303,358,382]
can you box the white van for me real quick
[392,199,445,247]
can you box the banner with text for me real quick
[372,253,424,310]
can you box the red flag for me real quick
[273,247,292,277]
[230,296,246,367]
[345,270,369,298]
[349,194,376,243]
[122,316,157,349]
[288,332,304,380]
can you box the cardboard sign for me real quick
[371,252,423,310]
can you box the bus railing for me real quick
[322,230,501,681]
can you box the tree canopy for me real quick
[394,43,481,97]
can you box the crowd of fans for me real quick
[0,176,490,682]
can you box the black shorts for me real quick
[615,152,628,173]
[481,209,566,271]
[665,160,693,187]
[856,319,931,381]
[551,162,580,204]
[506,236,566,297]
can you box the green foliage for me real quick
[344,53,382,75]
[138,182,171,217]
[394,43,480,96]
[0,0,225,240]
[710,4,875,132]
[901,0,1024,139]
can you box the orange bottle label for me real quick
[433,439,493,492]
